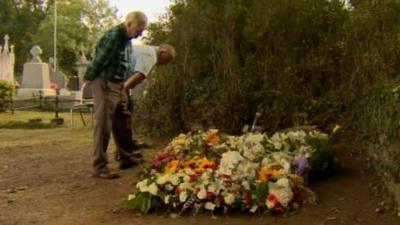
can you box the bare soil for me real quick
[0,127,399,225]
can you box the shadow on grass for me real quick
[0,118,60,129]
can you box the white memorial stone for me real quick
[18,45,55,96]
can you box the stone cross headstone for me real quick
[3,35,9,54]
[76,51,89,87]
[0,34,15,83]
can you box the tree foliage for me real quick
[0,0,117,76]
[135,0,400,136]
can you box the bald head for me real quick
[157,44,177,65]
[124,11,148,39]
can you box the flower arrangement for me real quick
[128,127,337,215]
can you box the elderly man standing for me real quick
[84,11,148,179]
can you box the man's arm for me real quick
[123,72,146,91]
[84,30,120,81]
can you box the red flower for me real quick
[205,192,215,201]
[267,194,278,203]
[292,187,303,204]
[50,83,59,90]
[216,195,225,205]
[190,173,199,183]
[174,187,181,196]
[208,163,219,170]
[243,192,252,205]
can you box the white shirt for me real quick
[129,45,158,77]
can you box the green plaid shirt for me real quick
[84,24,132,81]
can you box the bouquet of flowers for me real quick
[128,126,338,215]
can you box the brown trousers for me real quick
[91,77,134,173]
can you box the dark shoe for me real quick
[120,158,144,170]
[115,151,142,161]
[92,170,120,179]
[132,141,150,150]
[132,151,143,158]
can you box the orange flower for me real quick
[165,160,179,174]
[193,158,217,174]
[194,167,205,174]
[206,133,220,145]
[258,167,281,182]
[183,159,197,169]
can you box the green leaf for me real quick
[254,182,269,204]
[127,192,153,214]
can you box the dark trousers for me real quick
[91,77,134,173]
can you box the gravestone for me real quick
[0,35,15,83]
[18,45,55,96]
[76,52,89,87]
[49,57,66,89]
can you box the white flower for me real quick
[261,157,272,167]
[179,191,188,203]
[204,202,216,211]
[170,174,180,186]
[209,129,219,134]
[272,141,283,150]
[200,172,211,185]
[136,179,149,192]
[244,133,265,144]
[197,187,207,200]
[183,175,191,183]
[218,151,244,176]
[227,136,240,149]
[148,183,159,195]
[164,195,170,204]
[236,161,259,180]
[207,184,216,193]
[223,193,236,205]
[128,194,136,201]
[136,179,148,189]
[165,184,174,191]
[269,186,293,207]
[156,174,168,185]
[242,143,265,161]
[178,182,192,191]
[276,178,291,189]
[250,205,258,213]
[241,180,251,191]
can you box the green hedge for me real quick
[0,80,14,112]
[356,81,400,183]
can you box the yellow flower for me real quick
[171,134,190,149]
[259,167,281,182]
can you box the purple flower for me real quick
[294,156,309,176]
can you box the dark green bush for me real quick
[134,0,400,136]
[0,80,14,112]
